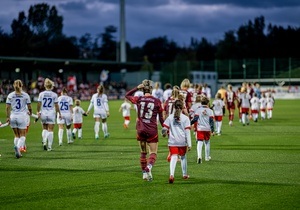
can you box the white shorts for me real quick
[10,114,27,129]
[57,113,72,126]
[40,112,56,125]
[93,111,107,119]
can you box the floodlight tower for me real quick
[120,0,126,62]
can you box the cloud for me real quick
[0,0,299,47]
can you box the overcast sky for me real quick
[0,0,299,47]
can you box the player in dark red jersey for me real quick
[125,79,164,181]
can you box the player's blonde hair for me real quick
[142,79,153,94]
[171,89,179,99]
[13,79,23,94]
[44,78,54,90]
[180,78,190,90]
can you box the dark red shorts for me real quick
[137,132,158,143]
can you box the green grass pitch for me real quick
[0,99,299,209]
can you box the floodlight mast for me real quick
[120,0,126,63]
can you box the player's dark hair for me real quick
[201,96,209,105]
[174,99,183,121]
[62,87,68,95]
[97,85,104,96]
[164,83,172,90]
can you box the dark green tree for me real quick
[97,25,117,61]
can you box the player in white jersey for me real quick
[57,88,73,145]
[266,93,275,119]
[211,93,225,135]
[250,93,260,122]
[163,83,172,103]
[191,96,215,164]
[86,85,110,139]
[119,98,132,128]
[72,99,87,140]
[37,78,61,151]
[189,94,202,135]
[162,99,192,183]
[239,87,251,126]
[152,82,164,103]
[6,80,32,158]
[259,93,267,120]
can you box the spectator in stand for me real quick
[125,79,164,181]
[250,93,260,122]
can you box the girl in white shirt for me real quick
[162,99,192,184]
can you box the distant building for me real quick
[189,71,218,96]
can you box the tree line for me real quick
[0,3,299,66]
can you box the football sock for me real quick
[78,129,82,138]
[197,140,203,159]
[180,155,187,176]
[102,122,108,135]
[204,140,210,159]
[170,154,178,176]
[219,121,222,133]
[18,136,25,148]
[94,122,100,136]
[66,129,71,142]
[242,113,246,124]
[72,128,77,134]
[140,152,147,171]
[148,153,157,166]
[58,129,63,144]
[42,129,48,144]
[47,131,53,149]
[14,137,19,146]
[125,120,130,126]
